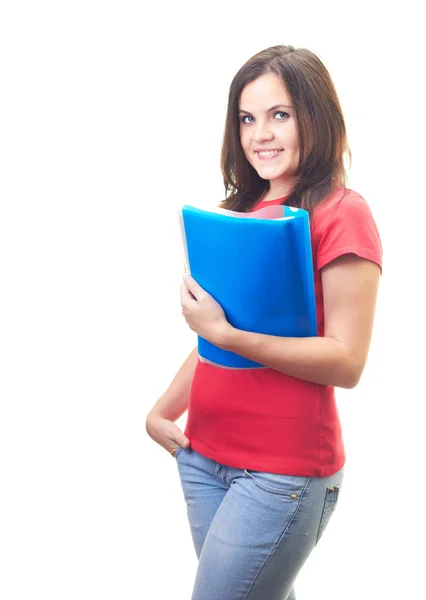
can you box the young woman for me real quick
[146,45,382,600]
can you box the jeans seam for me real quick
[316,487,339,545]
[243,476,312,600]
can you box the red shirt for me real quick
[184,188,383,476]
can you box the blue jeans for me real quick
[175,446,344,600]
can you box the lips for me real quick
[255,149,284,160]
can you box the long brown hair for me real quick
[219,45,351,213]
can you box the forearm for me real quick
[220,328,360,388]
[147,346,198,422]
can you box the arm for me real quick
[218,254,381,389]
[145,346,198,454]
[146,346,198,422]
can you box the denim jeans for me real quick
[175,446,344,600]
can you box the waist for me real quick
[185,361,344,476]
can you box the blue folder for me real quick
[180,204,317,368]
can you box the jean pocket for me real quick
[244,469,310,497]
[316,485,340,545]
[173,446,184,460]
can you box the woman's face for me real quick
[239,72,299,197]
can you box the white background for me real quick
[0,1,424,598]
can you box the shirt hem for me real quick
[186,437,346,478]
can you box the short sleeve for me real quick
[316,193,383,273]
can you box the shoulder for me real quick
[311,187,383,272]
[311,187,374,235]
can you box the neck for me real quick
[262,180,295,202]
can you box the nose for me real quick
[253,119,274,143]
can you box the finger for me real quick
[180,281,197,303]
[179,436,190,448]
[170,434,191,449]
[166,421,190,447]
[180,283,194,308]
[183,274,206,299]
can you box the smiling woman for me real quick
[238,78,299,199]
[146,44,382,600]
[220,46,351,214]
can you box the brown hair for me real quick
[219,45,351,213]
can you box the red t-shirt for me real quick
[184,187,383,476]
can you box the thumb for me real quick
[169,421,190,448]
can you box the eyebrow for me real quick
[238,104,292,114]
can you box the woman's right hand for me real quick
[145,411,191,457]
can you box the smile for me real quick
[255,149,283,160]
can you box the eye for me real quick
[274,111,289,120]
[239,111,290,124]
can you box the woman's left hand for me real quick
[180,275,232,346]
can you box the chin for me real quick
[260,170,290,180]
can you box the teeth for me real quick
[258,150,281,156]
